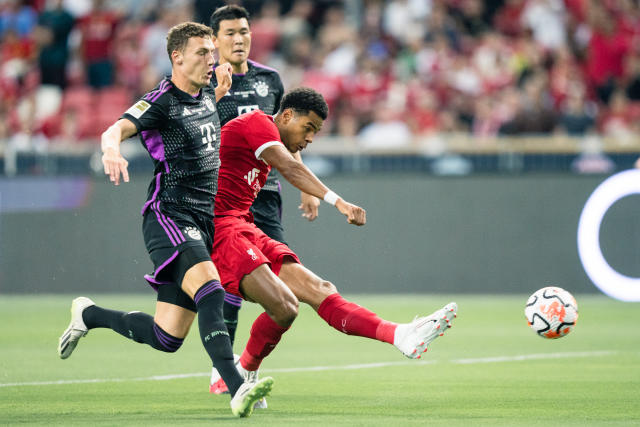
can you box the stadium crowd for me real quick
[2,0,640,151]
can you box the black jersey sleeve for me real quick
[121,98,168,134]
[273,75,284,112]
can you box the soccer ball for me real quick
[524,286,578,339]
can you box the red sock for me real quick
[239,312,289,371]
[317,293,397,344]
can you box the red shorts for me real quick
[211,214,300,298]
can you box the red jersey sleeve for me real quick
[243,111,283,160]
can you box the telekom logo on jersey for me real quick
[199,122,216,151]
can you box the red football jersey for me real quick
[215,110,283,216]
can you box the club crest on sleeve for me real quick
[125,100,151,119]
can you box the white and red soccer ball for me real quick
[525,286,579,339]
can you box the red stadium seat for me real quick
[62,86,94,112]
[96,86,132,110]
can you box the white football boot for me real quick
[394,302,457,358]
[229,377,274,418]
[58,297,95,359]
[237,362,268,409]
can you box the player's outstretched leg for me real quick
[230,377,274,417]
[393,302,457,358]
[58,297,94,359]
[59,297,187,359]
[275,263,458,359]
[316,293,457,358]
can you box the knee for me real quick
[152,322,185,353]
[271,296,299,328]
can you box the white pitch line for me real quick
[0,350,617,388]
[453,350,616,364]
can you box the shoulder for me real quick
[143,79,175,103]
[226,110,275,132]
[245,110,276,127]
[123,79,172,121]
[129,79,174,114]
[248,59,282,81]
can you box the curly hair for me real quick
[166,22,213,62]
[210,5,250,36]
[279,87,329,120]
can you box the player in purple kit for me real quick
[56,22,271,418]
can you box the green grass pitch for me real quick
[1,294,639,426]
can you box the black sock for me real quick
[222,294,243,347]
[194,281,244,396]
[82,306,183,352]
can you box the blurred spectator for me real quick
[140,7,180,92]
[318,4,357,77]
[521,0,567,51]
[248,1,281,64]
[0,26,36,104]
[279,0,313,59]
[449,0,491,38]
[599,89,637,143]
[0,0,38,38]
[548,45,583,106]
[406,83,440,135]
[77,0,119,88]
[624,50,640,101]
[113,19,145,94]
[557,86,596,136]
[584,3,632,103]
[358,101,412,149]
[383,0,431,44]
[34,0,74,88]
[62,0,91,18]
[500,71,557,134]
[493,0,526,37]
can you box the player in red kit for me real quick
[210,87,458,391]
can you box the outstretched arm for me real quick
[293,151,320,221]
[101,118,137,186]
[261,145,365,226]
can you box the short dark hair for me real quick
[166,22,213,62]
[279,87,329,120]
[209,5,250,35]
